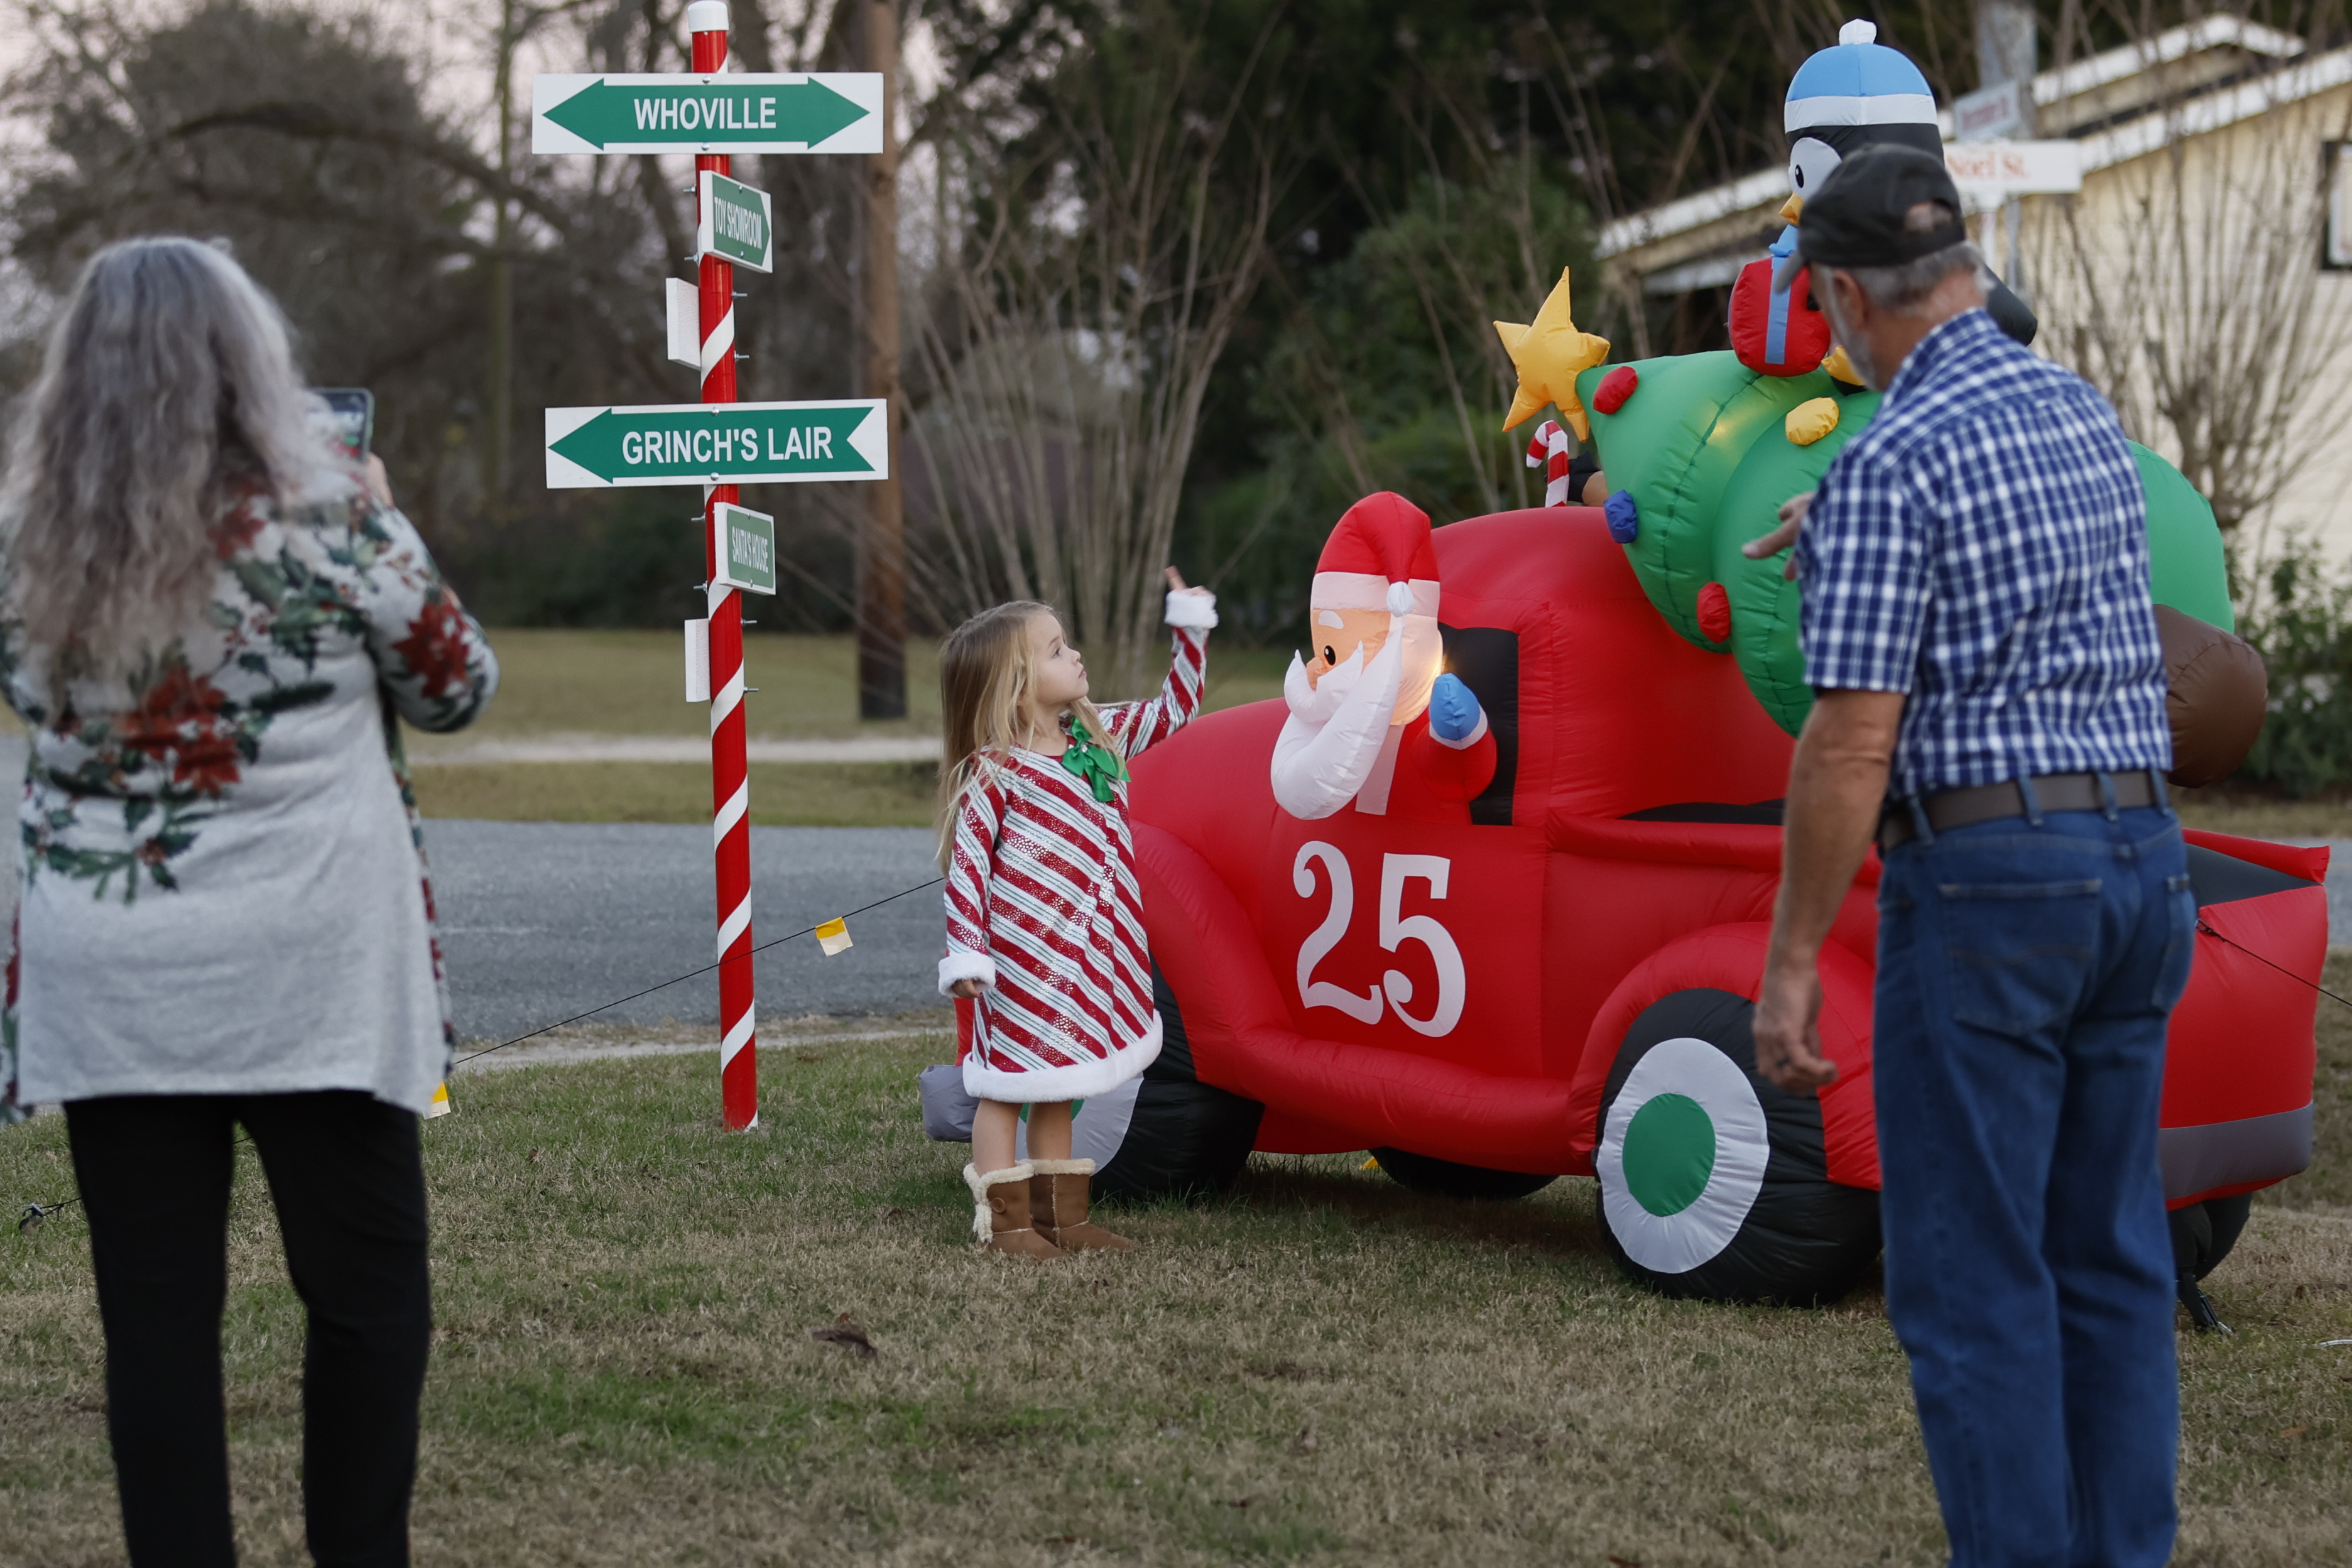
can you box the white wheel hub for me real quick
[1597,1036,1771,1273]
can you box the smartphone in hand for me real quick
[315,388,374,458]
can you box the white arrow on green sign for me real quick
[544,400,888,489]
[531,72,881,155]
[714,503,777,595]
[697,172,773,273]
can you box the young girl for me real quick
[938,569,1217,1258]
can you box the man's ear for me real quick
[1828,269,1868,333]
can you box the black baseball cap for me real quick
[1773,144,1967,289]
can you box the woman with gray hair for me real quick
[0,237,496,1566]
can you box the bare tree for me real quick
[905,4,1283,696]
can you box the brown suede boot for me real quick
[1028,1158,1133,1252]
[965,1162,1064,1260]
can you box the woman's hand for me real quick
[1165,565,1212,601]
[364,453,395,506]
[949,978,986,1000]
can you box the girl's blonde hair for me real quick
[935,601,1115,869]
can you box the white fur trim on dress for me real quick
[1164,590,1219,629]
[1311,572,1439,617]
[962,1012,1162,1103]
[1431,710,1490,751]
[965,1160,1035,1244]
[938,950,997,995]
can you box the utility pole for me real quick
[1974,0,2037,290]
[854,0,906,719]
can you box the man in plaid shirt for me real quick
[1746,146,2189,1567]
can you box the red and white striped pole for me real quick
[688,0,757,1130]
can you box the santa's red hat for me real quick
[1312,492,1440,617]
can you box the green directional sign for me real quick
[532,73,881,155]
[697,173,773,273]
[544,400,888,489]
[714,503,778,595]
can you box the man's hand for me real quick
[949,978,986,1000]
[1743,490,1814,581]
[1753,948,1836,1092]
[1753,687,1903,1094]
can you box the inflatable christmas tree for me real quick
[1561,342,2235,736]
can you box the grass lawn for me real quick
[5,982,2350,1565]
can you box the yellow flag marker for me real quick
[815,917,853,957]
[1494,266,1612,440]
[426,1081,454,1119]
[1785,396,1841,446]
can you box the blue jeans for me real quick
[1875,804,2194,1568]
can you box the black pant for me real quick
[65,1092,432,1568]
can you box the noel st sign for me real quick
[531,73,882,155]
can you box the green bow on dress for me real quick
[1057,731,1128,803]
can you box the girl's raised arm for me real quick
[1099,574,1216,761]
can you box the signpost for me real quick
[697,172,774,272]
[1942,141,2082,199]
[534,0,885,1131]
[713,503,778,595]
[543,400,887,487]
[1952,79,2027,143]
[531,72,881,154]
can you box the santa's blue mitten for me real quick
[1429,673,1483,744]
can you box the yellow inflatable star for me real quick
[1495,267,1612,440]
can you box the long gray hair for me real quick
[0,237,344,669]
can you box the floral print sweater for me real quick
[1,472,497,1122]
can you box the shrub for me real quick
[2236,534,2352,797]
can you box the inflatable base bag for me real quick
[918,969,1263,1204]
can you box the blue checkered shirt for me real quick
[1795,308,2171,800]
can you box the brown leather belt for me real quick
[1878,770,2165,852]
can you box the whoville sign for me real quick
[531,72,882,155]
[543,400,888,489]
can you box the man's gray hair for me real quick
[1836,200,1993,315]
[0,236,346,675]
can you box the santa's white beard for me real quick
[1268,614,1442,819]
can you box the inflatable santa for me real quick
[1270,492,1496,823]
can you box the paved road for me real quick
[428,820,946,1042]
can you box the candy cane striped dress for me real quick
[938,621,1209,1101]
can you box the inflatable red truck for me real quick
[1106,500,2320,1309]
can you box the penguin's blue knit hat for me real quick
[1785,19,1939,137]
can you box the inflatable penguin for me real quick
[1728,19,2037,381]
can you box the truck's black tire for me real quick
[1594,987,1880,1305]
[1369,1146,1557,1201]
[1091,967,1265,1205]
[2168,1193,2253,1283]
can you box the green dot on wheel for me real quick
[1622,1092,1717,1217]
